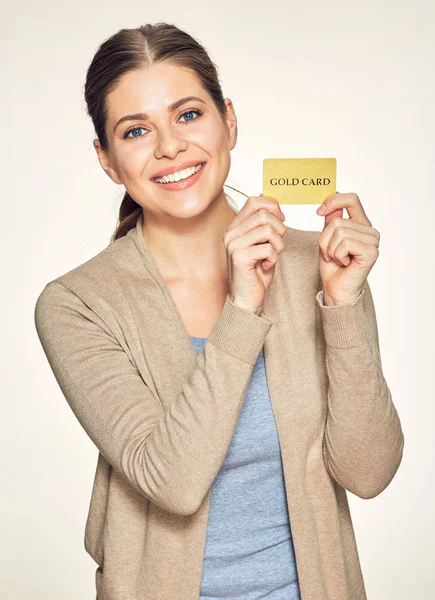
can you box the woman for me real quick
[34,22,404,600]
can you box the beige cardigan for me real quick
[34,212,404,599]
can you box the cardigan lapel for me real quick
[125,212,327,596]
[124,211,317,451]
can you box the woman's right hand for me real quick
[224,194,286,314]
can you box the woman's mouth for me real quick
[151,162,206,191]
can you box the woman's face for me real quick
[95,62,238,220]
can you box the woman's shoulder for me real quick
[34,233,143,313]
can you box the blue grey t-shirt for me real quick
[190,336,301,600]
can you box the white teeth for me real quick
[153,163,203,184]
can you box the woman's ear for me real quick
[223,98,238,151]
[93,138,123,185]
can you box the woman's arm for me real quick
[35,280,272,516]
[316,278,405,499]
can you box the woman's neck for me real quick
[141,193,237,283]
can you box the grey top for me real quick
[190,335,301,600]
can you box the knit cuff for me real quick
[316,288,368,348]
[208,294,273,364]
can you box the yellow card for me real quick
[263,158,336,204]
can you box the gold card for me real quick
[263,158,336,204]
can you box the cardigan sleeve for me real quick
[34,281,272,517]
[316,278,405,499]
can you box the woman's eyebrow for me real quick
[113,96,207,132]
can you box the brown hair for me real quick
[83,22,240,242]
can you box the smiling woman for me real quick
[34,19,404,600]
[84,25,241,243]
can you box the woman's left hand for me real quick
[316,192,380,305]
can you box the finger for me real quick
[226,210,286,242]
[230,223,285,259]
[317,192,372,227]
[319,219,381,260]
[322,207,343,232]
[333,237,379,268]
[327,228,380,266]
[227,195,283,232]
[234,241,279,269]
[256,194,284,222]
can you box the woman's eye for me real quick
[123,109,202,139]
[124,126,146,139]
[179,109,202,122]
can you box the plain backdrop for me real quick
[2,0,434,598]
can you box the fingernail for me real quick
[280,211,285,220]
[317,204,326,215]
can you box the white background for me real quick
[2,0,434,598]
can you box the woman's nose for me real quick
[154,128,188,158]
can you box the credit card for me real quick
[263,158,336,204]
